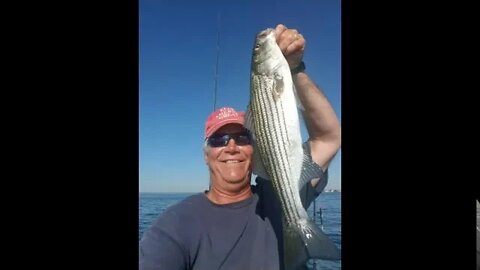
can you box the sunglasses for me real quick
[206,132,252,147]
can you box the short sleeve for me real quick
[299,141,329,209]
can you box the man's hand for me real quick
[274,24,305,70]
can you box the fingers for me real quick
[275,24,287,39]
[273,24,305,68]
[277,28,305,55]
[285,37,305,55]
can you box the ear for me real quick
[204,151,209,164]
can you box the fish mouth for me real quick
[257,28,275,44]
[256,28,275,40]
[253,28,276,60]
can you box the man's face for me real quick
[204,124,254,186]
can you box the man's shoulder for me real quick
[147,193,207,235]
[140,194,208,259]
[163,193,208,217]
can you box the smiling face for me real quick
[204,123,254,193]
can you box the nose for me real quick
[224,138,239,152]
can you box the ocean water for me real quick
[139,192,342,269]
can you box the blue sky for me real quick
[140,0,341,192]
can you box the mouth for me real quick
[222,159,244,164]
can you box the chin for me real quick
[224,175,249,184]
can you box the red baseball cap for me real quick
[204,107,245,139]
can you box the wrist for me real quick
[290,61,306,75]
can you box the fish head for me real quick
[254,28,276,48]
[252,28,284,75]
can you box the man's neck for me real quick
[206,184,252,204]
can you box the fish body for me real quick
[245,28,340,269]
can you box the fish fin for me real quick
[273,72,284,101]
[252,146,270,180]
[245,106,270,180]
[244,105,254,134]
[292,84,305,111]
[283,219,341,269]
[298,144,326,190]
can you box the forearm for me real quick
[293,72,340,142]
[293,72,341,170]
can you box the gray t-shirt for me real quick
[138,168,328,270]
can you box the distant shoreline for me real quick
[324,189,341,193]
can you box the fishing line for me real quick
[213,10,221,112]
[209,10,221,191]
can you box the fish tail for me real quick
[283,218,340,269]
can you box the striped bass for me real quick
[245,28,341,269]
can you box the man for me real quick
[139,24,341,270]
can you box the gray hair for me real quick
[203,139,209,152]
